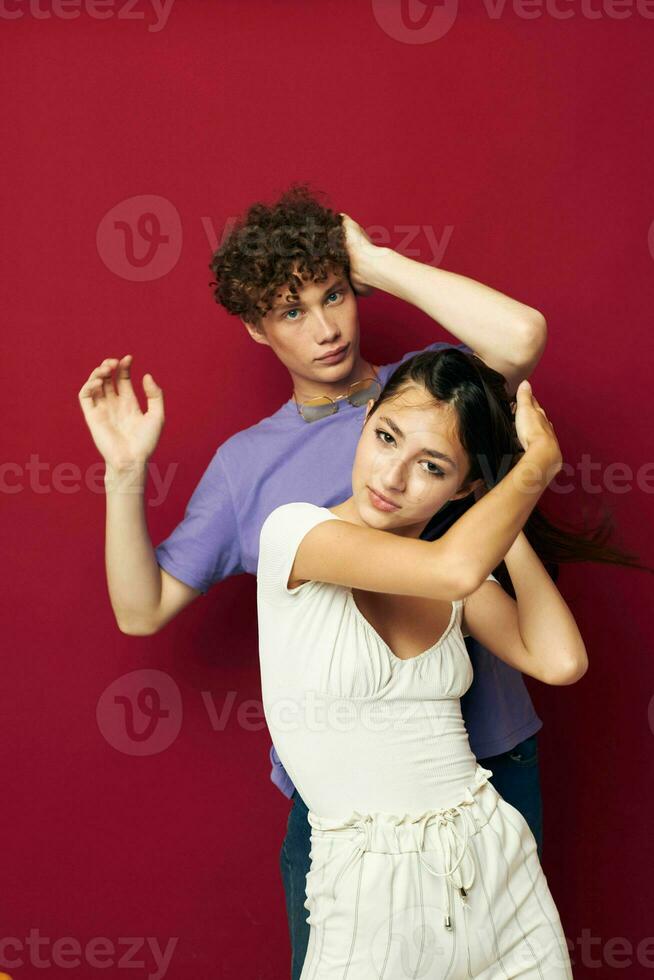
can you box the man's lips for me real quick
[316,343,349,361]
[367,486,401,511]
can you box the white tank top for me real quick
[257,502,495,818]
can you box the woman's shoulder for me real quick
[270,500,332,518]
[258,502,339,570]
[261,501,335,536]
[257,502,341,603]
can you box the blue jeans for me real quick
[278,734,543,980]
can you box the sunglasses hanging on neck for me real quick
[293,375,382,423]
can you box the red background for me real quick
[2,2,654,978]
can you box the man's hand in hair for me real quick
[338,212,382,297]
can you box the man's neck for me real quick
[291,355,379,403]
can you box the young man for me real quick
[79,185,548,980]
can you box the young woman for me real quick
[257,347,584,979]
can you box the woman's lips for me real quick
[316,343,350,364]
[367,486,400,512]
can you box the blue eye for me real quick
[282,290,342,321]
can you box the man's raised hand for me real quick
[338,212,378,297]
[77,355,164,473]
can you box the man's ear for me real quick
[449,477,486,502]
[241,317,270,347]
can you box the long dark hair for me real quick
[368,348,649,585]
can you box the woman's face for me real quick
[350,383,475,536]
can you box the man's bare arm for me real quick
[104,464,201,635]
[341,214,546,395]
[79,356,201,636]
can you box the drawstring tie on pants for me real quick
[415,805,475,929]
[326,796,477,932]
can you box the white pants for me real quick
[300,766,572,979]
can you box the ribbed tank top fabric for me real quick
[257,502,494,819]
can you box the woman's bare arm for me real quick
[291,380,561,602]
[291,438,560,602]
[462,532,588,685]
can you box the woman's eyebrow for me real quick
[379,415,456,467]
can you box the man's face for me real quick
[242,265,362,389]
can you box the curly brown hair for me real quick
[208,183,349,326]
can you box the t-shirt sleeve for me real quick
[380,340,473,380]
[461,573,499,638]
[153,449,243,596]
[257,502,340,606]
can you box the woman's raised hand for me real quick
[78,355,164,472]
[514,380,562,471]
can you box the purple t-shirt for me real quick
[154,341,541,797]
